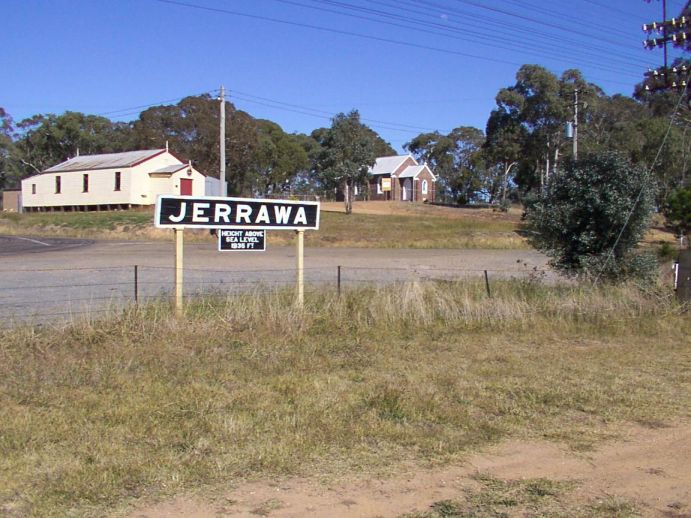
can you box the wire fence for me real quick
[0,264,548,325]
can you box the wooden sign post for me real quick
[174,228,184,317]
[296,230,304,307]
[155,195,320,314]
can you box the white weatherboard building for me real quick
[21,149,207,212]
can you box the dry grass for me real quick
[2,203,679,251]
[0,281,689,516]
[0,205,526,249]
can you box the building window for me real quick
[83,174,89,193]
[32,184,36,195]
[55,176,61,194]
[421,179,428,195]
[114,171,121,191]
[377,178,383,194]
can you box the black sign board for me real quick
[155,195,320,230]
[218,229,266,252]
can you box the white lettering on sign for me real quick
[294,207,307,225]
[218,228,266,251]
[215,204,231,223]
[256,205,270,224]
[236,204,252,223]
[274,205,292,224]
[158,196,319,230]
[169,202,187,223]
[192,202,210,223]
[169,203,307,225]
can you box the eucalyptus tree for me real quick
[11,111,135,182]
[405,126,485,204]
[0,108,17,189]
[254,120,310,195]
[314,110,378,214]
[134,95,260,195]
[484,109,525,205]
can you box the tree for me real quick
[0,108,17,189]
[10,111,135,184]
[314,111,377,214]
[405,126,485,204]
[254,120,310,195]
[663,187,691,244]
[484,109,525,206]
[524,152,657,281]
[134,95,260,195]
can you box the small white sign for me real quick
[218,229,266,252]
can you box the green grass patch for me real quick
[0,281,688,516]
[402,474,639,517]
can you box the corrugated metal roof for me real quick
[369,155,414,175]
[44,149,169,172]
[397,165,425,178]
[151,164,187,174]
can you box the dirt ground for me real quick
[130,421,690,518]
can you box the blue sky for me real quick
[2,0,687,152]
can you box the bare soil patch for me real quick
[131,421,691,517]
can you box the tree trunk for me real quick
[343,179,353,215]
[502,161,516,205]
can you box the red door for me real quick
[180,178,193,195]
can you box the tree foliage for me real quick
[8,111,135,186]
[524,152,657,281]
[314,110,378,214]
[405,126,485,204]
[663,187,691,240]
[254,119,310,195]
[133,95,262,195]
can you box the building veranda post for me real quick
[20,149,207,212]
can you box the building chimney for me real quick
[165,140,169,152]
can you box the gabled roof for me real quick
[397,164,437,180]
[44,149,172,173]
[369,155,416,175]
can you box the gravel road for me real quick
[0,236,554,324]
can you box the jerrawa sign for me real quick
[155,195,320,230]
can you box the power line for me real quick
[151,0,645,87]
[594,74,690,285]
[96,89,219,118]
[388,0,651,65]
[291,0,651,74]
[231,92,444,135]
[150,0,532,68]
[447,0,641,51]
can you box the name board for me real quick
[218,229,266,251]
[381,178,391,192]
[155,195,320,230]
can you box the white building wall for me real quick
[20,151,203,208]
[170,169,205,196]
[23,167,137,207]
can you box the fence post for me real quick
[134,265,138,303]
[337,265,341,296]
[484,270,491,298]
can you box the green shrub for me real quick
[524,152,656,282]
